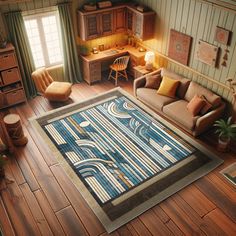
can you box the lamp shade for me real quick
[144,51,155,63]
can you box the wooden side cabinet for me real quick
[113,8,126,33]
[129,8,156,40]
[0,44,26,109]
[81,57,101,85]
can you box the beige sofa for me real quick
[134,68,225,136]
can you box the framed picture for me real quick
[215,26,230,45]
[168,29,192,66]
[195,40,219,67]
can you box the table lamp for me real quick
[144,51,155,70]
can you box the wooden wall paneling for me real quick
[175,0,184,32]
[20,183,54,236]
[162,0,171,55]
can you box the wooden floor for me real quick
[0,80,236,236]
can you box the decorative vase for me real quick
[217,137,230,152]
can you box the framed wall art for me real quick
[195,40,219,67]
[215,26,230,45]
[168,29,192,66]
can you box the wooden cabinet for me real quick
[85,14,100,40]
[100,11,113,36]
[78,4,155,41]
[128,53,145,77]
[0,44,26,109]
[81,58,101,85]
[113,8,126,33]
[129,9,156,40]
[126,9,134,34]
[78,10,113,40]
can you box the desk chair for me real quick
[108,56,130,86]
[32,68,72,102]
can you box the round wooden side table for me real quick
[3,114,28,146]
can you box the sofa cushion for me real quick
[163,100,199,130]
[145,74,162,89]
[200,95,213,115]
[157,76,179,98]
[185,82,221,108]
[136,88,178,111]
[187,95,206,116]
[161,68,190,99]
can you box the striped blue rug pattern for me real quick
[43,96,195,204]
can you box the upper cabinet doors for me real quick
[114,8,126,33]
[100,11,113,36]
[78,5,156,41]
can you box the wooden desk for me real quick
[80,45,146,85]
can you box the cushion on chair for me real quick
[45,81,72,101]
[110,64,127,71]
[32,68,54,94]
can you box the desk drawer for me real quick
[1,68,21,85]
[6,89,25,105]
[0,52,17,70]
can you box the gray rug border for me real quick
[29,87,223,233]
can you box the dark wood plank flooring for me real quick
[0,80,236,236]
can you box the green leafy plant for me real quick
[214,116,236,140]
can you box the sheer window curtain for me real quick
[58,3,82,83]
[5,11,37,99]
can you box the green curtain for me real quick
[5,11,37,99]
[58,3,82,83]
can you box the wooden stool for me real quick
[3,114,28,146]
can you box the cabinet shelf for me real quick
[0,43,26,109]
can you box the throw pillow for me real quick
[187,95,206,116]
[145,74,162,89]
[200,95,212,115]
[157,76,179,98]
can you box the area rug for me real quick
[220,163,236,186]
[30,88,223,233]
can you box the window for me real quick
[24,12,63,69]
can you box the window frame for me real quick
[24,11,63,69]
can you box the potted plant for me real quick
[214,116,236,152]
[0,29,7,49]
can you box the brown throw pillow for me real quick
[200,95,212,115]
[145,74,162,89]
[187,95,206,116]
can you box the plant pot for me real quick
[217,137,230,152]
